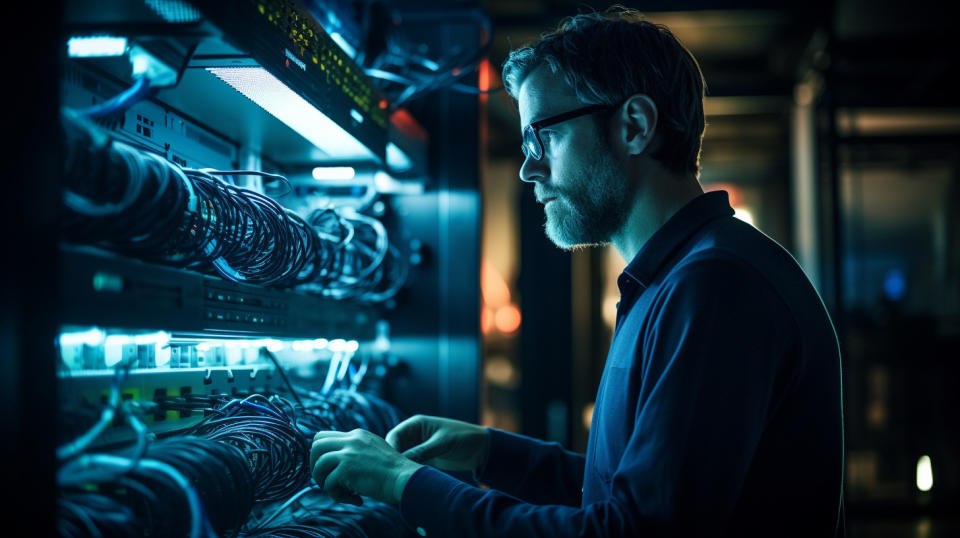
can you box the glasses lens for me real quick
[522,126,541,160]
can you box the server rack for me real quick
[10,0,482,534]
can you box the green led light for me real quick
[92,271,124,292]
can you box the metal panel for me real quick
[61,246,377,340]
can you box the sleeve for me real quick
[476,428,585,506]
[398,259,794,537]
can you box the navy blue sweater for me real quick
[399,191,844,537]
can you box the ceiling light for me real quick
[207,67,376,160]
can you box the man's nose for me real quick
[519,154,548,183]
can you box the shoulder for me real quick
[651,251,793,325]
[663,251,769,296]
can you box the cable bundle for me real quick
[58,436,254,538]
[292,388,403,438]
[61,110,408,299]
[182,168,316,286]
[58,389,407,537]
[57,346,408,536]
[58,491,145,537]
[62,111,193,261]
[158,388,403,444]
[186,395,312,502]
[244,491,409,538]
[297,208,408,302]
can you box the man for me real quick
[310,7,844,536]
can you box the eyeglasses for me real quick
[521,104,616,160]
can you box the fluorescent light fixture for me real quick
[291,340,313,352]
[386,142,413,172]
[346,340,360,353]
[68,36,128,58]
[313,338,329,350]
[917,455,933,491]
[104,348,124,367]
[251,338,284,352]
[312,166,356,181]
[104,335,134,367]
[104,334,134,346]
[134,331,170,346]
[157,345,171,366]
[329,339,347,352]
[225,348,244,366]
[207,67,375,160]
[60,328,105,347]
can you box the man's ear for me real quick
[616,94,658,157]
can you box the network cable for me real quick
[58,383,407,537]
[78,76,156,120]
[62,109,408,300]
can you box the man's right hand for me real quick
[385,415,490,473]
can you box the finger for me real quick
[313,430,350,443]
[385,416,426,452]
[323,465,363,505]
[310,437,350,469]
[403,437,446,463]
[311,453,341,489]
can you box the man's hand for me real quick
[385,415,490,473]
[310,429,423,506]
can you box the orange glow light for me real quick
[481,259,511,307]
[494,304,522,333]
[582,402,595,430]
[704,183,740,207]
[478,59,491,92]
[481,306,494,335]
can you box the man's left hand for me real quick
[310,429,423,505]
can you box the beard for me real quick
[544,142,634,250]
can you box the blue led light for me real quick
[883,268,906,301]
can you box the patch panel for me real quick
[59,366,285,445]
[61,245,377,340]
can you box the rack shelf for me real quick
[60,245,378,340]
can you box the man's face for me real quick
[517,66,635,250]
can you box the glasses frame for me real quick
[521,104,617,160]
